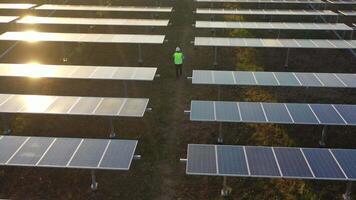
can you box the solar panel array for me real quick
[0,135,137,170]
[195,0,324,3]
[17,16,170,27]
[0,94,149,117]
[196,9,338,16]
[190,100,356,125]
[192,70,356,88]
[35,4,173,13]
[0,31,166,44]
[195,37,356,48]
[187,144,356,180]
[195,21,352,31]
[0,63,157,81]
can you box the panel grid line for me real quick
[271,147,283,176]
[97,140,111,167]
[117,98,128,115]
[35,138,57,166]
[283,103,295,123]
[243,146,251,176]
[300,148,316,178]
[328,149,348,179]
[307,104,321,124]
[215,145,219,174]
[66,139,84,167]
[331,105,348,125]
[312,73,325,86]
[334,74,347,87]
[5,137,30,164]
[91,98,104,114]
[260,103,269,122]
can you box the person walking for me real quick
[173,47,184,78]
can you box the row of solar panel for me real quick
[0,64,157,81]
[0,32,165,44]
[190,100,356,125]
[0,135,137,170]
[187,144,356,180]
[192,70,356,88]
[0,4,173,12]
[196,0,356,5]
[195,21,353,31]
[195,37,356,48]
[195,0,325,4]
[196,9,338,16]
[16,16,169,27]
[0,94,148,117]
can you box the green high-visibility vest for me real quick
[174,52,183,65]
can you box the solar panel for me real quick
[0,16,19,23]
[35,4,173,12]
[0,94,149,117]
[194,37,356,49]
[190,100,356,125]
[195,0,324,3]
[339,10,356,16]
[196,9,337,16]
[192,70,356,88]
[17,16,169,27]
[186,144,356,180]
[0,63,157,81]
[327,0,356,5]
[0,3,36,9]
[0,32,165,44]
[0,135,137,170]
[195,21,352,31]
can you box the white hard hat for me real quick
[176,47,181,51]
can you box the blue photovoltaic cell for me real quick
[213,71,235,85]
[245,146,280,177]
[262,103,293,123]
[274,148,313,178]
[38,138,82,167]
[254,72,279,86]
[286,103,319,124]
[303,148,345,179]
[99,140,137,169]
[0,136,27,164]
[332,149,356,179]
[333,105,356,125]
[8,137,54,165]
[315,73,344,87]
[217,146,248,175]
[68,139,108,168]
[192,70,213,84]
[215,101,240,122]
[239,102,267,122]
[295,73,322,87]
[187,144,217,175]
[274,72,300,86]
[191,101,215,121]
[309,104,345,125]
[336,74,356,87]
[234,71,256,85]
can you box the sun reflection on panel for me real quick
[20,95,55,113]
[10,63,58,78]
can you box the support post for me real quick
[138,44,143,65]
[277,29,281,39]
[62,43,68,63]
[213,47,218,67]
[284,48,290,68]
[91,170,98,191]
[343,181,352,200]
[319,125,328,147]
[221,176,232,197]
[218,122,223,144]
[109,118,116,138]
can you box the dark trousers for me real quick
[175,64,182,77]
